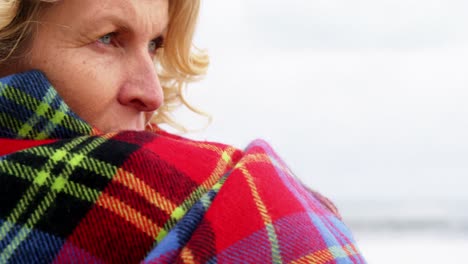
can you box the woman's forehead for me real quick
[42,0,169,33]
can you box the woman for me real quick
[0,0,365,263]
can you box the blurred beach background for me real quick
[165,0,468,262]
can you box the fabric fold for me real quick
[0,71,365,263]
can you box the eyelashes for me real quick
[148,36,164,53]
[98,33,116,45]
[96,32,164,53]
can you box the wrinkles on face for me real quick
[24,0,169,132]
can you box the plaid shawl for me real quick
[0,70,365,263]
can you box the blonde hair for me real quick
[0,0,209,132]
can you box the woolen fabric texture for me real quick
[0,70,365,263]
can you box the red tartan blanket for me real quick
[0,71,365,263]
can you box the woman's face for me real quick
[22,0,168,132]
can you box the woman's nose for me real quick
[117,54,163,112]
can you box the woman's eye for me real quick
[98,33,114,45]
[149,36,164,53]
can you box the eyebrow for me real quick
[85,13,169,38]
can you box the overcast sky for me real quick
[172,0,468,203]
